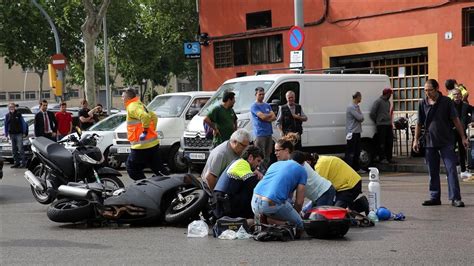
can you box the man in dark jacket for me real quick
[451,88,472,178]
[370,88,393,163]
[276,90,307,150]
[4,103,28,168]
[34,99,57,141]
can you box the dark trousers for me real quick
[376,125,393,161]
[126,144,167,180]
[335,180,362,208]
[10,133,25,165]
[425,145,461,201]
[454,131,467,172]
[345,133,361,171]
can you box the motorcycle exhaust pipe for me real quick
[24,170,44,191]
[58,185,91,199]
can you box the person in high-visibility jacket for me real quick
[122,88,168,180]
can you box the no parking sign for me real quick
[288,26,305,50]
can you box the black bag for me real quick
[212,216,248,237]
[252,223,295,242]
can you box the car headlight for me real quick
[237,119,250,128]
[157,131,164,139]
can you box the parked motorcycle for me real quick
[47,173,210,225]
[25,133,124,204]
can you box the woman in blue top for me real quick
[251,136,307,236]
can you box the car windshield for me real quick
[199,80,274,115]
[147,95,191,118]
[88,114,126,131]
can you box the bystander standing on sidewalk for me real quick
[450,88,472,179]
[276,90,307,150]
[203,91,237,147]
[251,87,276,170]
[413,79,467,207]
[345,91,365,173]
[370,88,394,164]
[55,102,72,141]
[4,103,28,168]
[34,100,57,141]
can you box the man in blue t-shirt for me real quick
[251,160,307,237]
[250,87,276,170]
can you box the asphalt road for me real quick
[1,165,474,265]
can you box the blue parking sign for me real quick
[184,42,201,59]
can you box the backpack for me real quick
[212,216,248,237]
[203,121,213,139]
[252,223,296,242]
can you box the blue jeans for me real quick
[314,185,336,206]
[425,145,461,201]
[10,133,25,165]
[251,194,303,229]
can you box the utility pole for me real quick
[31,0,64,102]
[294,0,304,68]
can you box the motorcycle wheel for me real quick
[30,165,54,205]
[99,175,125,196]
[47,198,95,223]
[164,189,208,224]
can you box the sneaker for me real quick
[422,199,441,206]
[451,200,465,207]
[460,171,471,179]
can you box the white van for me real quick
[181,74,391,168]
[109,91,214,172]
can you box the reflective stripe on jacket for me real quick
[125,97,159,149]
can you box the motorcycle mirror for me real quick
[76,126,82,137]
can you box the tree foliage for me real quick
[1,0,199,103]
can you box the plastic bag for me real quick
[236,225,252,239]
[187,220,209,238]
[218,229,237,240]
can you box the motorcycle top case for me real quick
[303,206,351,238]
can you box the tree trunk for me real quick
[83,35,96,105]
[35,69,44,101]
[81,0,111,107]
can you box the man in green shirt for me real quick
[204,91,237,146]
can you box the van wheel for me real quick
[359,141,374,170]
[168,144,187,173]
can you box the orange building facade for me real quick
[198,0,474,113]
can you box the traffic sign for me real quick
[288,26,305,50]
[184,42,201,59]
[289,50,303,68]
[51,53,67,70]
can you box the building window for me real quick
[69,90,79,98]
[25,91,36,100]
[113,87,125,97]
[462,7,474,46]
[0,92,6,100]
[9,92,22,100]
[41,91,50,99]
[246,10,272,30]
[214,41,233,68]
[214,34,283,68]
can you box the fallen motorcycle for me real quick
[47,173,211,225]
[25,133,124,204]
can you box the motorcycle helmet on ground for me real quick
[376,207,392,221]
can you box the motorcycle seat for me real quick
[33,137,74,171]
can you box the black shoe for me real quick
[451,200,465,207]
[422,199,441,206]
[10,164,20,169]
[19,164,27,168]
